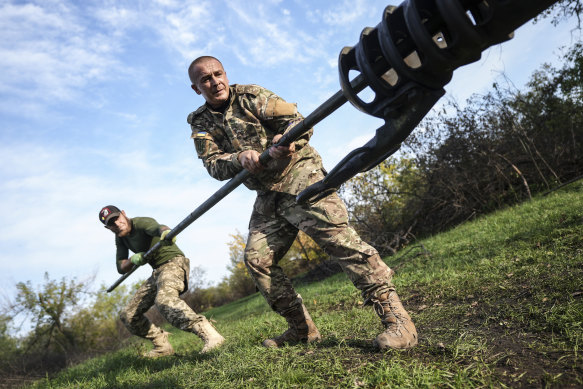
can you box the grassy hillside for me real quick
[29,183,582,388]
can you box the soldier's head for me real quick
[189,56,230,109]
[99,205,132,237]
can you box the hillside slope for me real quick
[30,183,583,388]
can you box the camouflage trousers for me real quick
[244,191,395,316]
[120,256,205,338]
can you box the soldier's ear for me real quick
[191,84,202,95]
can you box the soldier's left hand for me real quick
[130,252,146,266]
[269,134,295,159]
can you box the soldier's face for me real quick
[191,59,230,109]
[106,210,132,238]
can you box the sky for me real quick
[0,0,579,306]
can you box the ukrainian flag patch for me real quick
[194,131,212,156]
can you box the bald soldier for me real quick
[186,56,417,350]
[99,205,225,357]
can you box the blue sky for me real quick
[0,0,579,304]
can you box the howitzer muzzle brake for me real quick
[297,0,558,203]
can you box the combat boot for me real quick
[144,328,174,358]
[263,304,321,348]
[192,318,225,353]
[372,290,418,350]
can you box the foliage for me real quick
[411,42,582,234]
[0,274,134,381]
[12,273,90,360]
[68,285,133,354]
[225,232,257,299]
[0,314,17,373]
[182,232,255,312]
[339,157,425,255]
[536,0,583,27]
[278,230,327,276]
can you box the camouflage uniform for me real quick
[188,84,395,315]
[115,217,206,339]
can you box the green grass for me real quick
[29,182,583,388]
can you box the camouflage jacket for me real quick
[187,84,326,195]
[115,217,184,273]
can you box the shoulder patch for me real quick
[235,84,261,96]
[193,131,214,155]
[265,98,297,118]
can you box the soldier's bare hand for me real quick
[120,259,134,273]
[238,150,264,174]
[269,134,295,159]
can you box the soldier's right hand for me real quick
[130,252,146,266]
[238,150,264,174]
[160,230,176,245]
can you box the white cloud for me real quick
[0,1,125,112]
[227,2,314,66]
[321,0,369,26]
[92,5,141,34]
[305,0,384,27]
[152,1,215,62]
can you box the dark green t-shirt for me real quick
[115,216,184,273]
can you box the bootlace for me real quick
[373,295,407,336]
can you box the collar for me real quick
[205,85,235,114]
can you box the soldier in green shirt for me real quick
[99,205,225,357]
[186,56,417,350]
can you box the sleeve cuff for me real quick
[231,152,243,170]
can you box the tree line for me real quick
[0,274,133,384]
